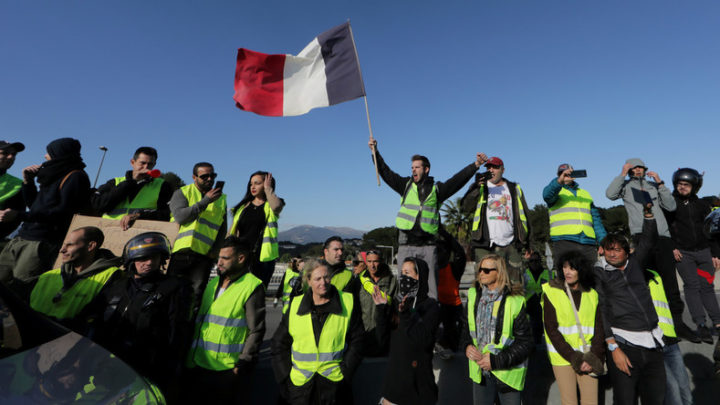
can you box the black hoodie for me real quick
[376,257,440,405]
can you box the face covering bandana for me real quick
[398,275,419,299]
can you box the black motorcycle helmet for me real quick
[672,168,703,194]
[122,232,171,270]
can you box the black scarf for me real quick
[36,155,86,186]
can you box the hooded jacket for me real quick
[375,257,440,405]
[18,139,90,244]
[606,175,675,237]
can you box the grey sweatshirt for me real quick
[605,175,675,237]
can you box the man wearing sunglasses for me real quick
[168,162,227,310]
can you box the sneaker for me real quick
[698,324,715,344]
[676,322,702,343]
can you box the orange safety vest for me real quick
[437,264,461,306]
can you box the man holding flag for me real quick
[369,135,485,299]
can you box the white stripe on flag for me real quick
[283,38,329,116]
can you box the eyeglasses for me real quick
[478,267,497,274]
[197,173,217,180]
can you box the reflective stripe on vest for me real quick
[229,201,279,262]
[288,292,354,386]
[548,187,595,239]
[0,173,22,205]
[102,177,164,220]
[472,184,529,234]
[331,269,353,292]
[396,182,439,235]
[359,271,392,304]
[540,284,598,366]
[190,272,263,371]
[171,184,226,255]
[282,267,302,314]
[647,269,676,338]
[467,288,528,390]
[524,269,550,301]
[30,266,120,320]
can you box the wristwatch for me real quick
[608,343,619,352]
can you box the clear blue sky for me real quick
[2,1,719,232]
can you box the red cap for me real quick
[485,157,504,167]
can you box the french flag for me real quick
[234,22,366,117]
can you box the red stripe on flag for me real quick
[234,49,285,116]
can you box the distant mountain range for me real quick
[278,225,365,244]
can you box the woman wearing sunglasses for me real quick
[229,171,284,287]
[460,254,532,405]
[542,250,604,405]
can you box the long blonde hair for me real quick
[476,254,523,295]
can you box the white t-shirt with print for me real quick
[486,181,514,247]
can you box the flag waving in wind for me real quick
[234,22,366,117]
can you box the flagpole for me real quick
[347,20,381,187]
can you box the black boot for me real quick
[698,324,715,344]
[675,322,701,343]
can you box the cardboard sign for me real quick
[53,215,180,268]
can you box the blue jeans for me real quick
[663,343,692,405]
[472,373,521,405]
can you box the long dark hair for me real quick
[232,171,275,213]
[556,250,595,290]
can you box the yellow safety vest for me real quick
[467,288,527,391]
[288,292,353,386]
[359,271,392,304]
[524,269,551,301]
[281,267,302,314]
[229,201,279,262]
[189,272,263,371]
[331,268,353,292]
[396,182,439,235]
[171,184,227,255]
[540,284,598,366]
[30,266,120,320]
[0,173,22,204]
[472,183,528,234]
[647,269,676,338]
[549,187,595,239]
[102,177,164,220]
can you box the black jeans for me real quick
[608,342,666,405]
[167,251,213,314]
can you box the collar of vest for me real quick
[297,286,343,316]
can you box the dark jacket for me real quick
[18,168,90,244]
[86,271,192,391]
[593,218,658,338]
[271,285,364,405]
[373,149,478,245]
[376,257,440,405]
[459,284,534,383]
[91,171,173,221]
[460,178,532,250]
[665,192,719,252]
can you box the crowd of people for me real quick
[0,135,719,405]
